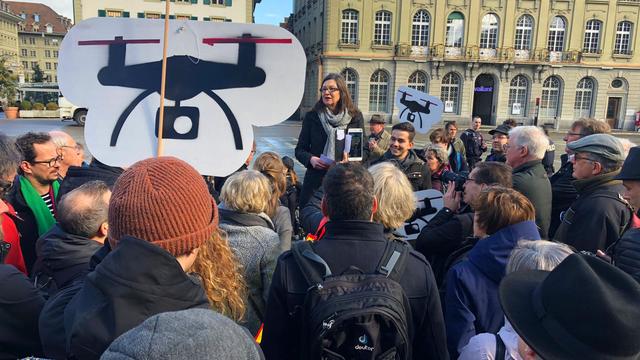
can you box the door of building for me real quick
[606,97,622,129]
[472,74,496,125]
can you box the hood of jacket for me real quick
[468,220,541,283]
[36,224,102,272]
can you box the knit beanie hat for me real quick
[108,156,218,257]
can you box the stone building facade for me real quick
[291,0,640,130]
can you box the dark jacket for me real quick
[542,139,556,176]
[444,221,540,357]
[58,160,124,199]
[415,206,474,286]
[0,264,45,359]
[372,149,432,191]
[261,221,449,360]
[611,227,640,284]
[512,160,551,238]
[554,171,631,252]
[549,158,577,238]
[460,129,485,160]
[32,224,103,295]
[64,236,210,359]
[448,139,469,173]
[485,151,506,163]
[295,110,364,206]
[299,187,325,235]
[38,242,111,359]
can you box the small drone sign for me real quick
[395,86,443,134]
[58,18,306,176]
[395,189,444,241]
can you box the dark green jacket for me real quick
[512,160,552,238]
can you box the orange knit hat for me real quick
[108,156,218,257]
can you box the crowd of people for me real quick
[1,72,640,360]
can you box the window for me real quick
[20,48,26,56]
[54,63,57,70]
[21,37,26,45]
[583,20,601,53]
[408,71,428,93]
[45,50,50,57]
[514,15,533,50]
[446,12,464,47]
[46,24,52,33]
[508,75,529,116]
[541,76,561,118]
[341,68,358,103]
[369,70,389,112]
[106,10,123,17]
[574,78,595,118]
[34,14,40,22]
[29,37,35,44]
[547,16,566,52]
[480,13,499,49]
[44,39,50,46]
[45,62,51,70]
[29,50,36,57]
[30,61,37,69]
[176,15,191,20]
[21,61,27,69]
[373,11,391,46]
[146,12,161,19]
[341,9,358,45]
[53,50,58,57]
[614,21,633,55]
[411,10,430,47]
[441,72,461,114]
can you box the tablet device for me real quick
[347,128,363,161]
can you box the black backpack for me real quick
[292,240,413,360]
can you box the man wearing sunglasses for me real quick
[6,132,61,274]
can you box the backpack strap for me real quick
[376,239,410,282]
[495,333,506,360]
[292,241,332,287]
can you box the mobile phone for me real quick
[347,128,363,161]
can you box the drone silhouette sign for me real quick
[394,86,444,134]
[58,18,306,176]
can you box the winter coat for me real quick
[554,171,632,252]
[57,160,124,199]
[611,227,640,284]
[32,224,103,295]
[444,221,540,357]
[458,319,522,360]
[1,201,26,273]
[219,207,280,335]
[460,129,485,160]
[542,139,556,176]
[549,157,577,238]
[0,264,45,359]
[261,220,449,360]
[485,151,506,163]
[39,242,111,359]
[295,110,364,206]
[64,236,210,359]
[512,161,551,238]
[371,149,432,191]
[363,129,391,166]
[273,205,293,252]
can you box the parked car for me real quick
[59,96,88,126]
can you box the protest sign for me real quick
[395,86,444,134]
[58,17,306,176]
[395,189,444,241]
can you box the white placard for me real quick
[394,189,444,241]
[444,101,454,113]
[512,102,521,115]
[58,17,306,176]
[394,86,444,134]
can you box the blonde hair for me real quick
[368,162,415,229]
[191,229,246,321]
[252,152,287,218]
[220,170,272,214]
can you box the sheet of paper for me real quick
[344,134,352,154]
[336,129,345,140]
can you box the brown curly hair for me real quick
[252,151,287,218]
[191,228,246,321]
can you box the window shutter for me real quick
[203,0,210,4]
[123,11,130,18]
[137,12,145,18]
[97,9,106,17]
[224,0,232,6]
[191,16,198,20]
[191,0,198,3]
[224,18,232,22]
[203,17,210,21]
[169,15,176,19]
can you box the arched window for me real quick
[541,76,562,118]
[441,72,461,114]
[341,68,358,103]
[480,13,499,49]
[341,9,359,45]
[446,12,464,47]
[408,71,428,93]
[514,15,533,50]
[369,70,389,112]
[547,16,566,52]
[614,21,633,55]
[411,10,430,47]
[508,75,529,116]
[583,20,602,54]
[373,11,392,46]
[574,78,595,118]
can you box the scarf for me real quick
[318,108,352,160]
[19,176,59,236]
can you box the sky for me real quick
[12,0,292,25]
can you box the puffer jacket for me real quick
[611,228,640,284]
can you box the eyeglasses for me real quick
[571,154,595,163]
[319,87,339,94]
[566,131,583,137]
[31,155,63,167]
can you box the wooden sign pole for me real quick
[157,0,171,157]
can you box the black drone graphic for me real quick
[399,91,437,129]
[79,33,291,150]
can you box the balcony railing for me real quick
[423,45,584,64]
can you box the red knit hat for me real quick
[108,156,218,257]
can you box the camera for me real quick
[441,170,469,191]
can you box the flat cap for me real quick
[567,133,625,162]
[489,124,511,136]
[369,114,385,124]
